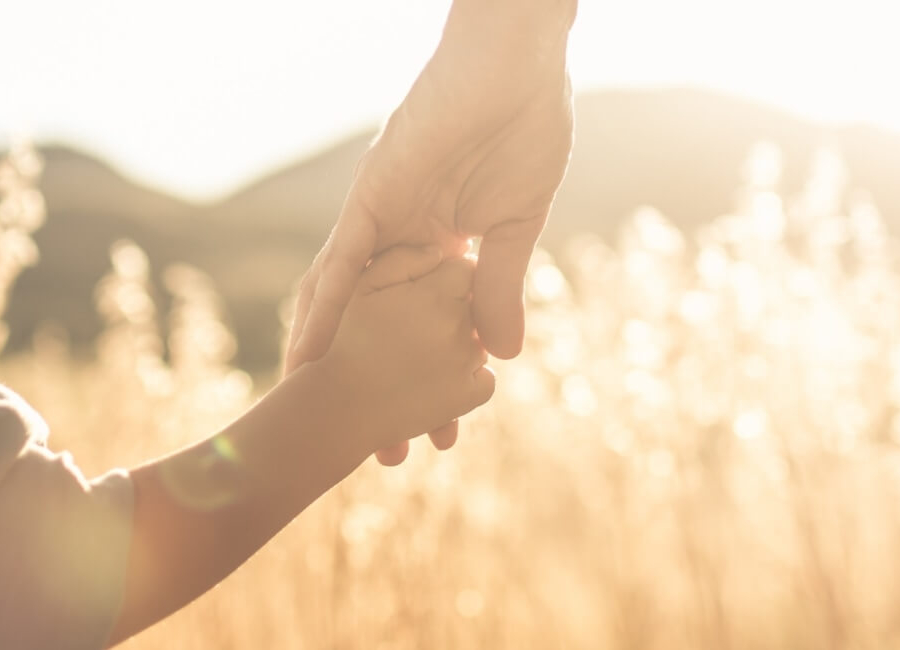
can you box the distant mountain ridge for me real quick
[4,88,899,369]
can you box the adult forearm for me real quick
[108,366,366,646]
[446,0,578,53]
[450,0,578,22]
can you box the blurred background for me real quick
[2,1,900,648]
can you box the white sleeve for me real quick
[1,387,134,650]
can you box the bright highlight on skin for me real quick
[158,435,245,511]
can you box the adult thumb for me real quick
[472,222,542,359]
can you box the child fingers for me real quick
[375,440,410,466]
[433,366,493,429]
[451,321,488,372]
[468,365,496,410]
[363,245,443,292]
[428,420,459,451]
[421,255,476,299]
[466,337,489,373]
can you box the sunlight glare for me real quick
[733,407,769,440]
[696,246,729,290]
[562,374,598,417]
[528,263,567,303]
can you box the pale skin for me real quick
[107,247,494,646]
[286,0,579,464]
[110,0,577,640]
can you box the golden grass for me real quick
[4,141,900,649]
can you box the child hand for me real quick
[312,245,495,459]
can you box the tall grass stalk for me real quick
[2,141,900,648]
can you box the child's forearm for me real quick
[107,364,368,646]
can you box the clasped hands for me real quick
[285,0,578,464]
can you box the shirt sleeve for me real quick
[0,386,134,650]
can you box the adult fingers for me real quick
[375,440,410,466]
[284,256,322,374]
[293,198,378,364]
[362,245,443,293]
[428,420,459,451]
[472,218,544,359]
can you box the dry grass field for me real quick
[4,140,900,649]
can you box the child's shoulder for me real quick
[0,385,48,481]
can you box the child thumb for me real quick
[363,245,443,291]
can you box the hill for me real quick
[4,87,899,369]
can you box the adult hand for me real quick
[286,0,578,461]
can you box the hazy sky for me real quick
[3,0,898,201]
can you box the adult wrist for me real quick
[447,0,577,51]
